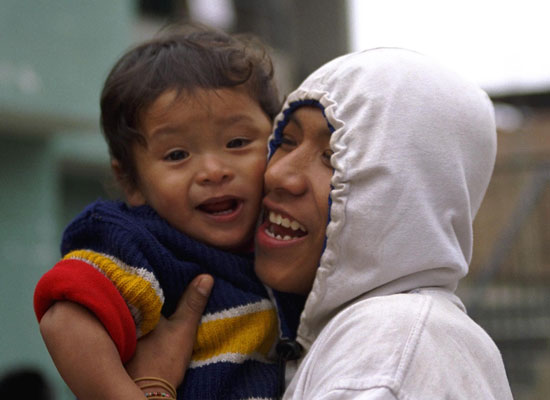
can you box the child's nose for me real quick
[196,156,233,185]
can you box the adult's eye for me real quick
[227,138,250,148]
[322,149,334,166]
[164,150,189,161]
[280,134,297,148]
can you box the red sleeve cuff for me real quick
[34,259,137,363]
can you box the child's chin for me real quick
[209,236,253,253]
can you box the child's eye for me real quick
[227,138,251,148]
[164,150,189,161]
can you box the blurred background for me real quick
[1,0,548,398]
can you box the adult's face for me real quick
[255,106,333,295]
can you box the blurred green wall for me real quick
[0,1,133,397]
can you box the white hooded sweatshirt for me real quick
[272,49,513,399]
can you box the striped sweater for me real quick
[34,200,283,399]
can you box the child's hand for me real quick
[126,274,214,390]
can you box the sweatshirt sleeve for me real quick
[34,249,165,363]
[34,257,136,362]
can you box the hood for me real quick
[270,48,497,350]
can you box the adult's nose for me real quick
[264,151,308,197]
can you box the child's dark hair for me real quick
[100,25,280,188]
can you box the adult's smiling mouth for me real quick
[197,196,242,216]
[264,211,307,240]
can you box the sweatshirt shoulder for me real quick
[293,293,511,399]
[329,292,433,333]
[290,294,431,397]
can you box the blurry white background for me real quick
[348,0,550,95]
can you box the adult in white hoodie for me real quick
[254,48,513,399]
[129,48,513,399]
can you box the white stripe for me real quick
[243,398,274,400]
[189,351,272,368]
[201,298,273,323]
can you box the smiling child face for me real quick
[125,87,271,251]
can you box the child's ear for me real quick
[111,159,145,206]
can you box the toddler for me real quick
[34,26,292,400]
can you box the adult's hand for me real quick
[126,274,214,389]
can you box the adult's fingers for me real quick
[126,274,213,390]
[169,274,213,326]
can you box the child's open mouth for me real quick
[198,197,242,216]
[265,211,307,240]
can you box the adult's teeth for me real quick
[269,212,280,224]
[268,211,306,232]
[265,229,292,241]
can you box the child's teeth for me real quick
[290,220,301,230]
[213,209,232,216]
[281,218,291,228]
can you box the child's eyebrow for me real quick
[217,114,258,125]
[148,115,260,140]
[148,125,181,139]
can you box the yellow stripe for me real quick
[63,249,162,335]
[192,308,278,362]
